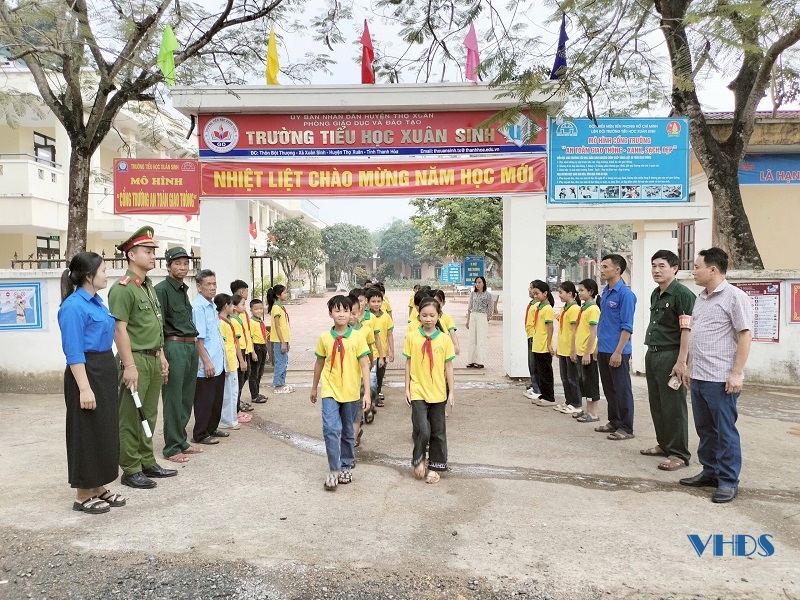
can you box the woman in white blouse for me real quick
[465,276,493,368]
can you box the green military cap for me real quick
[164,246,190,263]
[118,226,158,253]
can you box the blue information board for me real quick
[548,117,690,203]
[463,256,485,284]
[440,262,462,284]
[739,154,800,185]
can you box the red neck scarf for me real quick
[219,315,235,339]
[559,301,575,327]
[329,328,348,373]
[254,317,267,340]
[421,330,435,377]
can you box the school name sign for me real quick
[199,157,546,198]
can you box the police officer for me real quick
[109,227,177,489]
[642,249,695,471]
[155,247,201,464]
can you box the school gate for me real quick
[170,83,710,377]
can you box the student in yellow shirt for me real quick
[376,282,392,318]
[215,294,244,430]
[248,298,269,404]
[433,289,460,355]
[523,283,541,400]
[572,279,601,423]
[366,287,394,406]
[530,280,557,407]
[311,295,371,491]
[348,292,376,449]
[555,282,582,414]
[404,297,455,485]
[267,285,292,394]
[407,284,420,319]
[231,294,255,413]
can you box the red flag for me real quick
[463,22,480,83]
[361,20,375,84]
[185,215,192,222]
[249,220,257,239]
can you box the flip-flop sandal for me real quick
[658,456,688,471]
[640,446,667,456]
[252,396,268,403]
[237,413,252,423]
[607,431,635,440]
[576,414,599,422]
[72,497,110,515]
[273,387,292,394]
[164,453,189,464]
[425,471,440,484]
[594,423,617,432]
[98,490,127,507]
[241,403,255,412]
[338,471,352,484]
[183,446,204,454]
[572,410,585,419]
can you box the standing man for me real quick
[109,226,177,489]
[155,247,201,464]
[595,254,637,440]
[680,247,752,503]
[192,269,227,445]
[641,250,695,470]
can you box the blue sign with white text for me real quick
[548,117,690,203]
[463,256,485,284]
[739,154,800,184]
[440,262,462,284]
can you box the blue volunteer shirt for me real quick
[57,288,116,365]
[192,294,225,377]
[598,279,636,354]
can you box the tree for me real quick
[268,216,321,294]
[410,196,503,272]
[297,240,325,295]
[0,0,336,259]
[320,223,374,283]
[547,224,632,269]
[376,219,422,268]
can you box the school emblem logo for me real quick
[554,121,578,137]
[203,117,239,153]
[666,121,682,136]
[117,161,128,172]
[498,114,541,148]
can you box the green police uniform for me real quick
[109,227,165,475]
[644,278,696,464]
[155,247,199,459]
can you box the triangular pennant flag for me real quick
[267,26,280,85]
[549,14,568,80]
[463,22,480,84]
[361,20,375,84]
[157,24,180,87]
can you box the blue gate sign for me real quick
[440,262,462,284]
[463,255,485,284]
[548,117,690,204]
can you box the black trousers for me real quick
[193,374,225,441]
[376,363,386,394]
[598,352,634,434]
[248,343,267,399]
[411,400,447,471]
[533,352,555,402]
[527,338,540,393]
[577,357,600,401]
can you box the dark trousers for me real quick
[558,355,581,407]
[161,341,199,458]
[533,352,555,402]
[236,364,249,410]
[691,380,741,486]
[411,400,448,471]
[376,363,386,394]
[598,352,634,434]
[248,343,267,399]
[527,338,540,393]
[645,349,690,463]
[577,357,600,401]
[193,374,225,442]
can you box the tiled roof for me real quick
[704,110,800,121]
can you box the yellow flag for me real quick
[267,27,279,85]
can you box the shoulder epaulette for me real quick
[118,276,130,286]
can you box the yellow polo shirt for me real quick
[360,310,378,356]
[403,326,455,403]
[556,302,580,356]
[353,321,375,350]
[219,318,238,373]
[382,297,392,314]
[440,311,456,335]
[369,309,394,358]
[314,327,371,402]
[231,314,253,353]
[269,302,290,343]
[575,302,600,355]
[531,302,554,353]
[524,300,538,338]
[250,316,268,345]
[408,306,419,324]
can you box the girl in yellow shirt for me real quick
[433,289,460,355]
[231,293,254,413]
[530,280,556,407]
[267,285,292,394]
[555,282,582,414]
[572,279,601,423]
[215,293,244,430]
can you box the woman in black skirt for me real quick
[58,252,126,514]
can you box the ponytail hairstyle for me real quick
[578,278,599,299]
[433,289,446,304]
[531,279,555,307]
[417,296,444,332]
[214,293,232,313]
[60,252,104,303]
[266,284,286,313]
[559,281,581,307]
[413,288,433,309]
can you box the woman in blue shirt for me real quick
[58,252,125,514]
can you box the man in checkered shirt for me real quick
[679,247,753,504]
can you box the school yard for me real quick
[1,289,799,599]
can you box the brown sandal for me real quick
[658,456,688,471]
[640,446,666,456]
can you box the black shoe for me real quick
[193,436,219,445]
[120,471,157,489]
[712,486,738,503]
[142,464,178,478]
[679,472,718,488]
[210,430,230,438]
[252,395,268,403]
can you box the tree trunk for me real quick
[65,150,92,261]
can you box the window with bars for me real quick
[34,132,56,164]
[678,222,695,270]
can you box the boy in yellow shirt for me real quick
[248,298,269,404]
[231,294,254,414]
[366,287,394,407]
[311,295,372,491]
[348,292,376,447]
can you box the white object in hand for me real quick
[131,389,153,438]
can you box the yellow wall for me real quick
[0,234,35,267]
[741,185,800,269]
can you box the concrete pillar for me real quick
[630,220,679,373]
[200,197,251,295]
[503,193,547,378]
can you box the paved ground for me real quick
[2,289,800,599]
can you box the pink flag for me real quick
[463,22,479,83]
[361,20,375,84]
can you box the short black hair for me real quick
[327,294,353,312]
[365,287,383,300]
[375,282,386,293]
[249,298,263,308]
[230,279,248,294]
[347,291,361,309]
[601,253,627,274]
[414,289,432,308]
[349,287,365,298]
[698,247,728,274]
[651,249,679,269]
[231,293,245,307]
[214,293,232,312]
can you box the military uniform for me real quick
[108,227,172,485]
[155,247,199,459]
[644,278,696,464]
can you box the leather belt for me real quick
[165,336,197,343]
[133,348,161,357]
[647,345,680,352]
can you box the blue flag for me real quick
[550,14,568,80]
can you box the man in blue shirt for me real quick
[595,254,637,440]
[191,269,227,445]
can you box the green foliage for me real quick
[353,266,369,284]
[268,217,322,292]
[546,225,632,267]
[411,196,502,269]
[376,219,422,267]
[321,223,374,282]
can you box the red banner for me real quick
[198,110,547,158]
[113,158,200,215]
[200,157,546,198]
